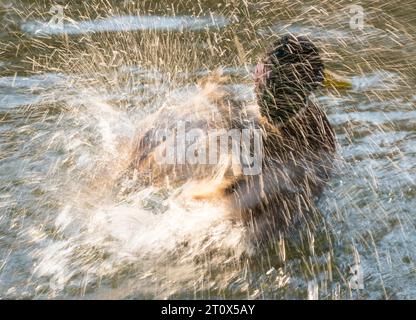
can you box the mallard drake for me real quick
[124,35,350,234]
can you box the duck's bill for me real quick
[323,70,352,89]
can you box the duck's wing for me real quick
[124,74,238,189]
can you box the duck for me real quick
[122,34,351,235]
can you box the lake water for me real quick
[1,0,416,299]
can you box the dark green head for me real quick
[254,35,324,123]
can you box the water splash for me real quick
[1,0,416,300]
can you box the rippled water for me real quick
[1,0,416,299]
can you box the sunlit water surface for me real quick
[0,0,416,299]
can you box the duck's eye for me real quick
[273,48,287,58]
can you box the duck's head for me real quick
[254,35,348,123]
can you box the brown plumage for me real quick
[122,35,336,234]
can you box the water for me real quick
[0,0,416,299]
